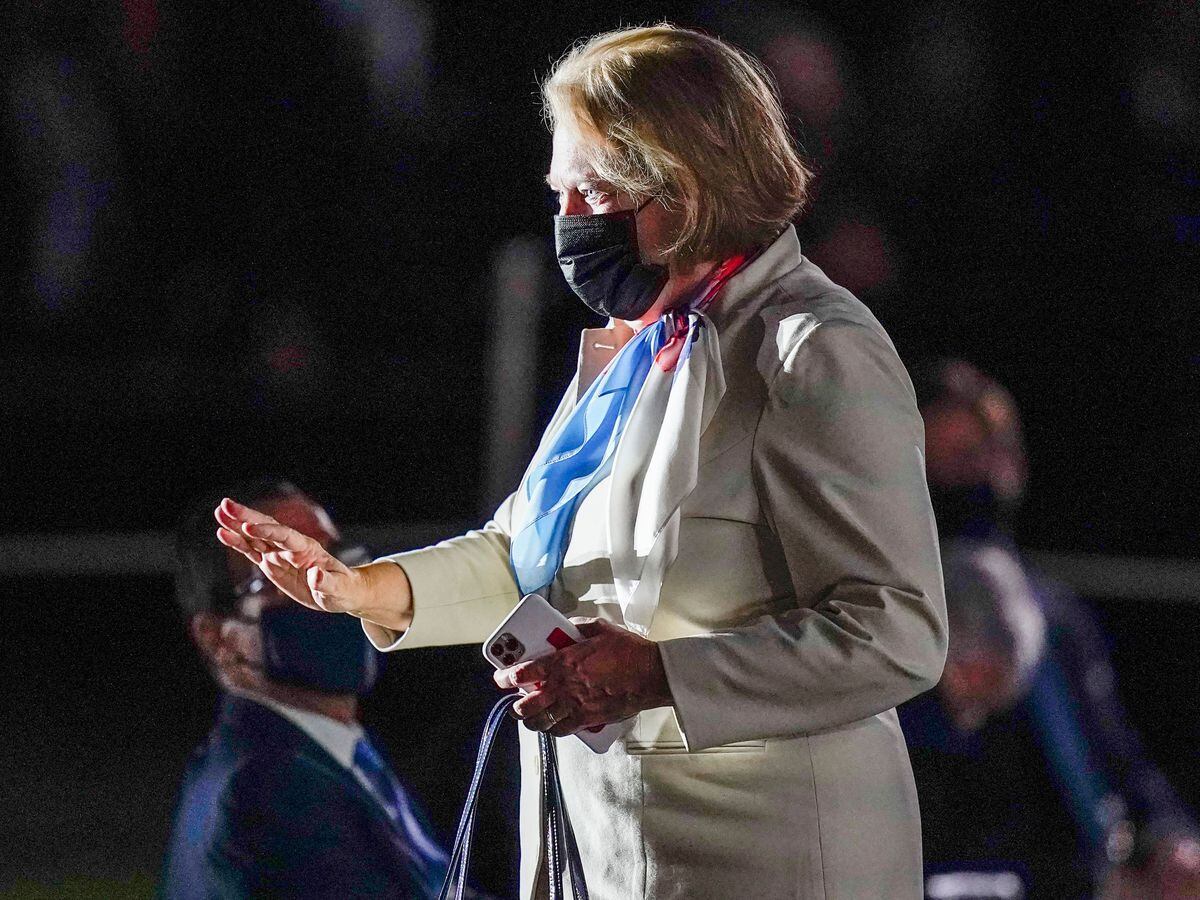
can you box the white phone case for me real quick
[482,594,632,753]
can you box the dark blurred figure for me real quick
[162,479,448,899]
[901,360,1200,899]
[3,3,119,327]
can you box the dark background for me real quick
[2,1,1197,896]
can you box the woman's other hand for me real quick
[214,497,413,629]
[495,618,674,737]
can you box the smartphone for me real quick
[482,593,632,754]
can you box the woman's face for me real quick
[547,124,675,267]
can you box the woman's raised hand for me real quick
[214,497,363,614]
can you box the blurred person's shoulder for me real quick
[212,698,360,831]
[220,741,358,839]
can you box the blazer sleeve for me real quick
[658,317,949,750]
[361,491,523,651]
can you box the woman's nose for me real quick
[561,190,590,216]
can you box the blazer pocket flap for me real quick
[622,739,766,756]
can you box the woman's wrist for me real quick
[640,640,674,711]
[349,561,414,633]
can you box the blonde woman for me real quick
[217,25,948,899]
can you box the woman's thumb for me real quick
[308,565,342,598]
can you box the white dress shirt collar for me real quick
[233,688,363,771]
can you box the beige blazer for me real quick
[366,225,947,899]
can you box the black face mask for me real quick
[554,201,668,320]
[257,604,380,696]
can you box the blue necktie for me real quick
[353,738,448,880]
[353,737,403,819]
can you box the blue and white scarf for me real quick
[508,253,753,635]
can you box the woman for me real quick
[217,25,947,899]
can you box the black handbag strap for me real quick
[438,694,589,900]
[539,729,589,900]
[438,694,514,900]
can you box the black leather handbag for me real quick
[438,694,589,900]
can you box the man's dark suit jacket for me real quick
[160,694,446,899]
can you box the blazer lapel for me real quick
[315,738,450,893]
[693,224,807,468]
[576,321,635,399]
[220,696,424,874]
[306,745,398,838]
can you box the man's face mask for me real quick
[233,565,380,696]
[257,603,380,695]
[554,199,668,320]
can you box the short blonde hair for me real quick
[542,24,811,266]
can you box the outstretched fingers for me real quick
[258,555,317,608]
[241,521,311,553]
[214,500,274,555]
[218,497,275,526]
[215,526,263,563]
[211,497,357,612]
[243,522,352,577]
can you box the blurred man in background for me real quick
[901,359,1200,899]
[162,479,448,899]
